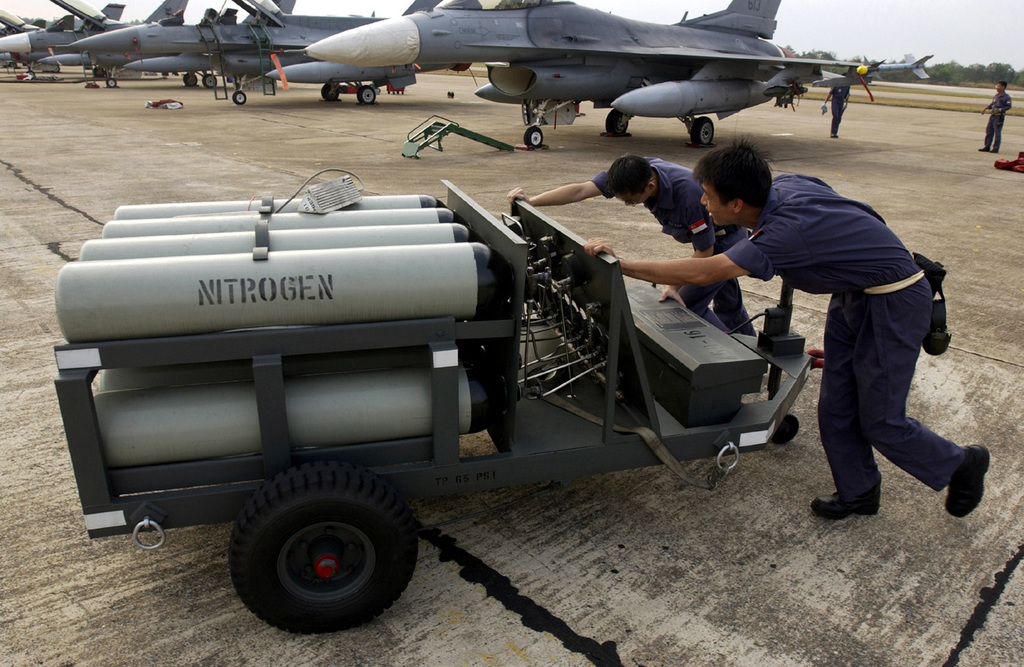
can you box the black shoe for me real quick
[992,150,999,154]
[830,134,838,138]
[946,445,989,517]
[979,147,991,152]
[811,480,881,519]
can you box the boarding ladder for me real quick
[197,20,228,100]
[246,21,276,97]
[402,116,515,158]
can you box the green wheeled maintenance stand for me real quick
[403,115,515,158]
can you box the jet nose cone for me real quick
[305,16,420,66]
[0,33,31,54]
[74,27,138,53]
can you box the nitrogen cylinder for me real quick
[55,243,508,343]
[112,194,439,220]
[101,207,455,239]
[81,223,470,261]
[94,367,490,468]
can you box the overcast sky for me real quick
[10,0,1023,70]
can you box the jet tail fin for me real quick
[683,0,782,40]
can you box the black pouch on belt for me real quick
[913,252,950,355]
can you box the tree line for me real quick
[793,49,1021,88]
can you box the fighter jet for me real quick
[70,0,439,105]
[0,0,185,80]
[0,9,40,69]
[304,0,930,147]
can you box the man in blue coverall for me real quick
[509,155,754,336]
[583,140,990,519]
[979,80,1012,154]
[825,85,850,138]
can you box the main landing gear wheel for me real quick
[605,109,631,135]
[690,116,714,146]
[232,90,247,105]
[524,125,544,148]
[183,72,198,87]
[105,78,117,88]
[202,73,217,89]
[356,85,376,105]
[229,461,418,634]
[770,414,800,444]
[321,83,340,101]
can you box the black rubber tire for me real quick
[321,83,341,101]
[232,90,246,105]
[202,73,217,89]
[357,85,376,105]
[605,109,630,134]
[229,461,418,634]
[105,78,117,88]
[770,413,800,444]
[524,125,544,148]
[690,116,714,145]
[183,72,198,87]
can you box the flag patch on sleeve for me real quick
[689,219,709,234]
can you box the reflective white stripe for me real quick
[85,510,126,530]
[55,347,102,370]
[432,348,459,368]
[864,270,925,295]
[740,427,771,448]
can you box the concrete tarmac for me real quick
[1,72,1022,667]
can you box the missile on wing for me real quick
[612,80,769,119]
[101,207,454,238]
[95,367,494,468]
[55,243,509,343]
[81,223,470,261]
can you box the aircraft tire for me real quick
[183,72,198,87]
[322,84,340,101]
[202,74,217,89]
[232,90,247,106]
[524,126,544,148]
[105,78,117,89]
[357,85,376,105]
[690,117,714,146]
[605,109,630,135]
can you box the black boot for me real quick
[811,480,881,519]
[946,446,990,517]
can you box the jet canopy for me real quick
[438,0,574,10]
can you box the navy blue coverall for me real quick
[592,158,754,336]
[829,86,850,137]
[984,90,1012,152]
[725,174,965,500]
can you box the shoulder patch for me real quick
[688,219,708,234]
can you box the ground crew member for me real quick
[509,155,754,336]
[583,140,989,519]
[980,80,1012,153]
[825,85,850,138]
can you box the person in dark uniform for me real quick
[583,140,989,519]
[824,85,850,138]
[508,155,754,336]
[980,80,1012,154]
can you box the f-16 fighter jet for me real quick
[71,0,441,105]
[305,0,929,147]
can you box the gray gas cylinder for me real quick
[56,243,507,342]
[95,367,475,468]
[101,207,455,239]
[81,223,470,261]
[111,194,439,220]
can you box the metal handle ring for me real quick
[716,442,740,472]
[132,516,166,550]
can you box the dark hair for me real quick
[693,139,773,207]
[997,80,1008,87]
[605,155,653,196]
